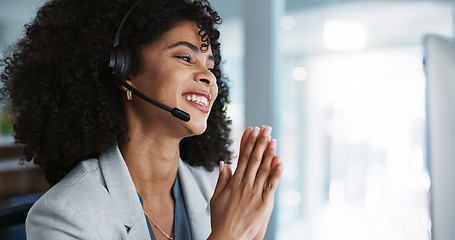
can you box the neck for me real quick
[119,123,181,199]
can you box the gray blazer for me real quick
[26,146,219,240]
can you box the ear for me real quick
[119,77,134,93]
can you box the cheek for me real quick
[212,85,219,102]
[144,69,176,97]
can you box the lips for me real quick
[182,91,211,112]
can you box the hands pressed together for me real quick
[209,126,284,240]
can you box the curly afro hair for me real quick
[0,0,233,185]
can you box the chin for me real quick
[187,121,208,136]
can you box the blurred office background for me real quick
[1,0,454,239]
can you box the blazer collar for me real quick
[98,146,214,239]
[99,146,147,232]
[178,160,213,240]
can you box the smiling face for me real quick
[125,21,218,138]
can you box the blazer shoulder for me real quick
[42,158,106,199]
[26,158,117,239]
[29,157,110,217]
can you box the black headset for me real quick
[106,0,191,122]
[107,0,143,82]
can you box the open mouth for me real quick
[183,92,210,108]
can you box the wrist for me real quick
[208,231,250,240]
[208,232,237,240]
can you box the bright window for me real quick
[276,1,453,240]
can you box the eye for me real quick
[177,56,192,63]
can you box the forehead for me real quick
[160,21,213,53]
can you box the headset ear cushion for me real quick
[108,45,132,82]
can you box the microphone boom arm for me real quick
[118,80,191,122]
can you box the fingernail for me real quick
[269,139,277,149]
[252,127,260,137]
[276,162,284,170]
[262,126,272,137]
[219,161,225,173]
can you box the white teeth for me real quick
[201,97,208,106]
[184,94,208,107]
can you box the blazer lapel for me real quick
[178,160,218,240]
[99,146,150,239]
[97,147,217,240]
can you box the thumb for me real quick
[212,161,230,200]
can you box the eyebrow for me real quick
[168,41,214,61]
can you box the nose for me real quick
[195,67,217,87]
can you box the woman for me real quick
[0,0,283,239]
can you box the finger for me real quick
[243,126,272,185]
[212,161,230,201]
[226,164,233,182]
[232,126,258,179]
[241,127,254,146]
[262,156,283,202]
[253,138,277,192]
